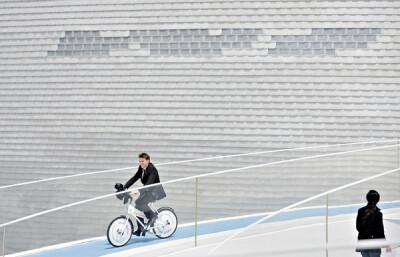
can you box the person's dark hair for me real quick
[362,190,380,225]
[138,152,150,161]
[366,190,380,204]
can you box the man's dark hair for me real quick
[138,152,150,161]
[366,190,380,204]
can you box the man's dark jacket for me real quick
[124,163,166,200]
[356,205,385,240]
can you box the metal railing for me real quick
[0,140,399,256]
[209,166,400,256]
[1,139,398,191]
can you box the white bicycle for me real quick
[107,191,178,247]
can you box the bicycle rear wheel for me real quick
[107,216,133,247]
[153,207,178,239]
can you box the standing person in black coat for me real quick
[356,190,392,257]
[124,153,166,236]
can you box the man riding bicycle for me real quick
[123,153,166,236]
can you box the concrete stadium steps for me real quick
[1,0,400,254]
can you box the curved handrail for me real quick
[207,239,400,257]
[1,142,398,229]
[208,166,400,255]
[0,139,398,190]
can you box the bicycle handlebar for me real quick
[115,190,132,204]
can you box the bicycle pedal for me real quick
[134,230,146,237]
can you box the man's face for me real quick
[139,157,149,169]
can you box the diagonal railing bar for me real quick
[208,166,400,256]
[0,143,398,229]
[0,139,398,190]
[211,239,400,257]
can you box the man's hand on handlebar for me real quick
[130,189,139,196]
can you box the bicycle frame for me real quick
[125,196,159,232]
[108,190,178,247]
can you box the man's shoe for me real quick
[148,214,158,227]
[133,230,146,237]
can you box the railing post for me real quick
[195,177,199,247]
[326,194,329,257]
[2,227,5,257]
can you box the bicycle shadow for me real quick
[104,236,163,250]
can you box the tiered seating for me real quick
[0,0,399,254]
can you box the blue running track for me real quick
[26,202,400,257]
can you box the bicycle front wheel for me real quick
[153,207,178,239]
[107,216,133,247]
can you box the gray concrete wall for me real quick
[0,0,399,254]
